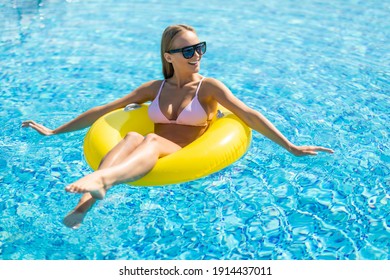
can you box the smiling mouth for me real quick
[188,60,200,66]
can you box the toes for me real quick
[65,184,82,193]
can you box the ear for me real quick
[164,52,173,63]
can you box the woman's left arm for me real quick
[209,79,334,156]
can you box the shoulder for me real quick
[134,79,164,98]
[202,77,233,98]
[138,79,164,91]
[202,77,230,91]
[202,77,225,88]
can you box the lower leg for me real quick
[63,193,96,229]
[65,144,159,199]
[63,132,143,228]
[65,133,181,199]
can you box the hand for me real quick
[290,145,334,157]
[21,120,55,136]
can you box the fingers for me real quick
[294,146,334,156]
[21,120,35,127]
[298,149,317,156]
[21,120,52,135]
[311,146,334,154]
[22,120,40,130]
[22,120,43,130]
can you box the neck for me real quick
[169,72,201,88]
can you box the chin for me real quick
[191,65,201,73]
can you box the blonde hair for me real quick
[161,24,196,79]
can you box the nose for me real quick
[194,49,201,59]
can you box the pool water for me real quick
[0,0,389,260]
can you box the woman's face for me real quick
[165,31,203,74]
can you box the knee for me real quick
[144,133,159,144]
[124,132,143,145]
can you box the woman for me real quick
[22,24,333,228]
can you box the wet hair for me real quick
[161,24,196,79]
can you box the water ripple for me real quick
[1,0,389,260]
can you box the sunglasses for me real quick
[167,42,207,59]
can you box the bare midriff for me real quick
[154,123,209,147]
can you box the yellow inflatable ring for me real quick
[83,104,252,186]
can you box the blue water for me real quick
[0,0,389,260]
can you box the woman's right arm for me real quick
[22,105,116,136]
[22,80,158,136]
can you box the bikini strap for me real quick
[157,80,166,97]
[195,77,206,96]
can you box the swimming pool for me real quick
[0,0,389,260]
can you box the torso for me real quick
[154,123,209,147]
[148,77,218,147]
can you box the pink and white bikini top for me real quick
[148,77,208,127]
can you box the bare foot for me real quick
[63,194,96,229]
[63,211,86,229]
[65,172,108,199]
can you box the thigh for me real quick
[143,133,182,158]
[111,132,144,152]
[99,132,144,169]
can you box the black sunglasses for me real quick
[167,42,207,59]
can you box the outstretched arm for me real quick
[22,81,157,136]
[209,79,334,156]
[22,105,115,136]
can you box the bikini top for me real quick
[148,77,208,126]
